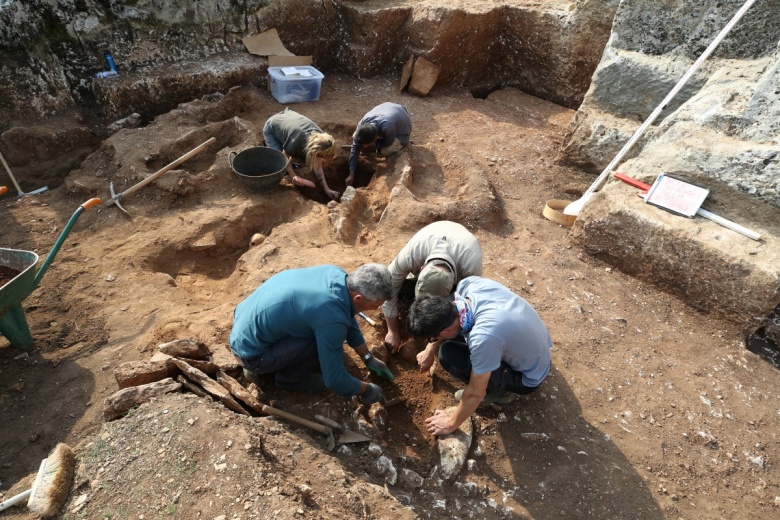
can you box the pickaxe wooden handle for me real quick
[104,136,216,208]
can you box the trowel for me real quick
[314,414,372,445]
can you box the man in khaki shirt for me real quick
[381,221,483,351]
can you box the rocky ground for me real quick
[0,74,778,519]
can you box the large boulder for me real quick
[557,0,780,208]
[572,177,780,336]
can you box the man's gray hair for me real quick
[348,263,393,301]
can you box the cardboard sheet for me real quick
[268,55,313,67]
[242,28,294,56]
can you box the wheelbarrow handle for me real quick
[81,198,102,210]
[32,196,101,290]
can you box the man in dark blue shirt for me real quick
[346,102,412,186]
[229,263,395,404]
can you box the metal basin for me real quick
[0,197,100,350]
[0,248,40,349]
[228,147,289,193]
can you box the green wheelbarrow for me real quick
[0,194,101,350]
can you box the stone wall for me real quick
[564,0,780,344]
[0,0,617,126]
[557,0,780,208]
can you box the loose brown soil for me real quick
[0,74,778,520]
[0,266,21,288]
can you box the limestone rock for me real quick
[176,375,209,398]
[246,383,267,404]
[398,468,424,490]
[367,402,387,432]
[399,54,414,92]
[573,179,780,334]
[215,371,266,415]
[209,343,242,374]
[171,359,248,415]
[158,338,211,360]
[438,409,473,482]
[181,358,219,375]
[556,106,647,173]
[353,411,379,440]
[559,1,780,205]
[328,186,366,241]
[407,57,440,97]
[106,113,142,134]
[376,455,397,485]
[114,360,176,389]
[103,378,182,421]
[150,352,172,363]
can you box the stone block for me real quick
[438,409,473,482]
[407,57,440,97]
[158,338,211,359]
[114,360,176,389]
[399,55,414,92]
[574,179,780,334]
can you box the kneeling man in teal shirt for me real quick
[229,264,395,404]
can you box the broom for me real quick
[0,443,76,516]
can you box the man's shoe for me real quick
[483,390,514,405]
[276,373,325,394]
[380,139,404,157]
[454,388,514,406]
[243,368,267,388]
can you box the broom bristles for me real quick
[27,443,76,517]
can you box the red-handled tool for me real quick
[612,172,760,241]
[613,172,650,192]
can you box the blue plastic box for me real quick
[268,66,324,104]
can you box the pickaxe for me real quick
[104,137,216,216]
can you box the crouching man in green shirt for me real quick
[229,263,395,404]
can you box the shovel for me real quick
[314,414,372,445]
[0,151,48,197]
[259,403,339,451]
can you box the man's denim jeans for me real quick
[438,337,540,395]
[242,336,319,385]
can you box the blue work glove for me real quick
[359,383,384,405]
[363,353,395,381]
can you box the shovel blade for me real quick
[338,429,371,444]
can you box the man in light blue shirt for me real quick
[408,276,552,436]
[229,264,395,404]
